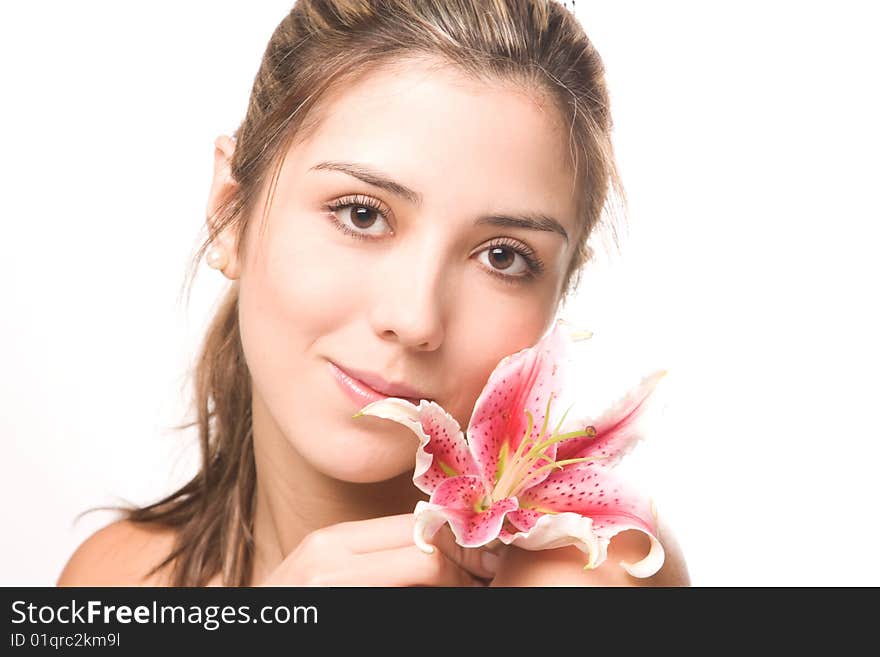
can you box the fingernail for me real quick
[481,550,499,575]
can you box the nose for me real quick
[368,234,448,351]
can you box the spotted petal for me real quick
[556,369,668,468]
[412,475,519,550]
[467,318,579,491]
[355,397,481,494]
[518,467,664,577]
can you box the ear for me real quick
[206,134,242,280]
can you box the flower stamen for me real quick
[490,394,601,502]
[512,455,608,497]
[493,409,537,500]
[525,426,597,462]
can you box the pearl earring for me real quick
[206,245,228,271]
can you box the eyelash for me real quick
[323,194,546,285]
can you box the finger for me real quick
[303,545,484,587]
[322,513,420,553]
[317,513,502,579]
[423,524,500,581]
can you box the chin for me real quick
[298,431,417,484]
[315,453,415,484]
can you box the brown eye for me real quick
[487,246,516,271]
[325,194,393,240]
[349,205,379,230]
[477,243,532,278]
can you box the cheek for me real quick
[236,221,419,481]
[237,214,368,395]
[233,217,322,408]
[443,291,557,428]
[258,220,365,331]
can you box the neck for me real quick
[247,391,426,585]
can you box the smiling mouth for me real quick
[329,361,429,407]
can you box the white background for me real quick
[1,1,877,586]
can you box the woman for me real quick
[58,0,688,587]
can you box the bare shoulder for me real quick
[56,519,178,587]
[490,521,691,587]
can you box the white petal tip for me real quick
[354,400,383,416]
[414,527,436,554]
[619,535,666,578]
[413,503,445,554]
[354,397,422,424]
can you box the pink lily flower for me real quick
[354,318,667,577]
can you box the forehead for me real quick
[283,57,578,232]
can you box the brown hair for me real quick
[87,0,625,586]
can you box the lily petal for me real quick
[556,369,668,468]
[505,508,544,533]
[355,397,480,494]
[468,318,577,488]
[498,511,601,561]
[519,468,664,577]
[594,516,666,579]
[414,475,518,549]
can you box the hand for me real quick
[259,513,501,587]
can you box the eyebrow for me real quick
[310,160,569,244]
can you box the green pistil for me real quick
[489,394,599,503]
[493,440,509,485]
[513,455,607,497]
[500,427,595,501]
[552,401,576,436]
[507,393,553,479]
[525,426,596,463]
[511,410,536,467]
[493,410,535,498]
[537,394,554,446]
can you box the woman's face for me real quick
[225,58,580,483]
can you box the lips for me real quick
[328,360,432,406]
